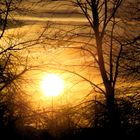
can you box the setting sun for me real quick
[40,74,64,97]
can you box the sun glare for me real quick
[40,74,64,97]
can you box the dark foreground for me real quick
[1,125,140,140]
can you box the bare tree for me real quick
[36,0,140,136]
[0,1,48,138]
[2,0,138,138]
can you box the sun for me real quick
[40,73,64,97]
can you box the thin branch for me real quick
[113,45,123,89]
[0,0,12,39]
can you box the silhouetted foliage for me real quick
[0,0,140,140]
[37,0,140,139]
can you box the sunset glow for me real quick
[40,74,64,97]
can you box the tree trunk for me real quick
[106,86,121,135]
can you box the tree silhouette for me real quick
[37,0,140,137]
[0,0,138,139]
[0,1,49,139]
